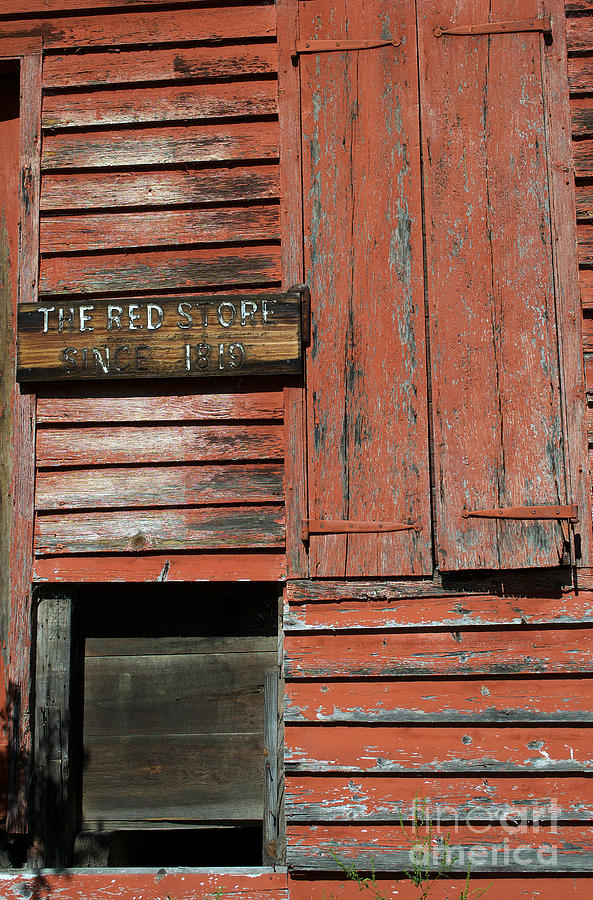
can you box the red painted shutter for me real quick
[417,0,589,570]
[298,0,433,577]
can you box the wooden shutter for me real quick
[417,0,590,570]
[298,0,433,577]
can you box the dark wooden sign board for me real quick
[17,291,304,382]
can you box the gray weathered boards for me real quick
[17,291,303,381]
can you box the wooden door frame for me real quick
[0,38,42,833]
[278,0,309,580]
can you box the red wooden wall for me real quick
[1,2,593,899]
[281,0,593,894]
[0,0,287,585]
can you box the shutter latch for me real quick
[434,17,552,41]
[293,38,401,61]
[301,519,422,542]
[462,504,578,522]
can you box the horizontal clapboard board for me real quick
[18,291,304,381]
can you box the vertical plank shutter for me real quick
[298,0,433,577]
[417,0,588,570]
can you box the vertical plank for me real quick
[418,0,570,570]
[263,668,279,866]
[544,0,593,569]
[299,0,432,577]
[4,53,41,834]
[278,0,308,578]
[34,595,77,867]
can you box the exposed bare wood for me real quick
[40,205,280,253]
[41,122,279,170]
[42,81,277,130]
[35,463,283,510]
[6,52,41,835]
[34,595,76,867]
[286,774,593,821]
[40,165,280,212]
[42,44,278,89]
[568,55,593,95]
[36,423,284,466]
[277,0,307,578]
[39,244,281,295]
[284,590,593,630]
[286,823,593,872]
[34,504,285,554]
[263,669,279,865]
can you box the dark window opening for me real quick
[36,583,280,868]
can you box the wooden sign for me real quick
[17,291,304,382]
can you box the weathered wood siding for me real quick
[0,1,287,582]
[284,580,593,875]
[281,0,593,885]
[570,0,593,515]
[83,636,276,829]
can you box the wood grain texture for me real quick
[300,0,432,576]
[278,0,308,578]
[567,17,593,52]
[285,725,593,773]
[580,312,593,349]
[284,590,593,631]
[284,574,575,602]
[581,268,593,310]
[35,463,283,510]
[5,54,41,835]
[34,505,285,554]
[544,0,593,568]
[286,823,593,872]
[39,244,281,295]
[40,165,280,211]
[85,647,276,737]
[18,292,300,381]
[42,81,277,130]
[36,423,284,466]
[286,774,593,821]
[83,634,274,827]
[418,0,570,570]
[568,54,593,94]
[0,871,288,900]
[577,183,593,220]
[33,551,286,582]
[42,43,278,89]
[83,732,266,825]
[574,139,593,178]
[285,678,593,724]
[284,629,593,678]
[572,97,593,138]
[34,596,76,866]
[0,6,276,50]
[288,877,593,900]
[41,122,279,170]
[40,205,280,253]
[35,385,284,423]
[579,223,593,264]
